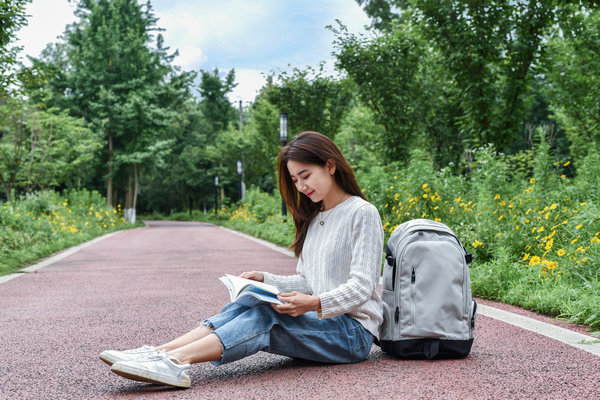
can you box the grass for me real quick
[0,189,135,276]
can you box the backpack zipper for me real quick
[410,266,416,325]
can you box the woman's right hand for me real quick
[240,271,264,282]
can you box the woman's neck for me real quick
[321,187,351,211]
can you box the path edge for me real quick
[0,230,124,285]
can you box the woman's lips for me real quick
[306,190,315,197]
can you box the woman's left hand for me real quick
[272,292,321,317]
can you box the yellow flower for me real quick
[494,194,501,200]
[563,161,571,166]
[575,224,582,229]
[422,183,428,190]
[557,249,565,256]
[529,177,535,184]
[546,261,558,270]
[537,227,544,233]
[544,238,554,251]
[529,256,541,266]
[523,253,530,261]
[472,240,483,248]
[549,204,557,210]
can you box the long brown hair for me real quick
[278,131,366,257]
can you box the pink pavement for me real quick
[0,220,598,399]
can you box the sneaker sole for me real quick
[110,363,190,388]
[99,352,119,366]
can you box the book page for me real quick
[222,274,280,297]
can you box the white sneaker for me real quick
[99,345,157,366]
[110,350,191,388]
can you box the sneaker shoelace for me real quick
[147,350,185,366]
[129,345,154,353]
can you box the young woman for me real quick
[101,131,384,388]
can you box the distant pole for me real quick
[214,175,219,213]
[279,112,288,216]
[237,159,244,201]
[239,100,243,133]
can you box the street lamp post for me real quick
[279,113,288,216]
[237,159,244,201]
[214,175,219,213]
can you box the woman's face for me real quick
[287,159,336,205]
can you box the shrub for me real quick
[0,189,132,275]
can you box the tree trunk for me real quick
[106,132,114,206]
[3,184,11,202]
[123,165,136,224]
[132,163,139,210]
[220,160,225,202]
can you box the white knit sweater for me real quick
[263,196,384,338]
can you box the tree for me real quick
[0,98,100,201]
[36,0,189,222]
[340,0,593,166]
[0,0,31,99]
[198,68,238,136]
[333,21,437,162]
[259,64,353,139]
[139,68,239,214]
[544,6,600,161]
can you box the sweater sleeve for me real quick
[262,254,312,294]
[318,204,383,319]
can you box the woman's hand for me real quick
[240,271,264,282]
[272,292,321,317]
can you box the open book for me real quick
[219,274,285,307]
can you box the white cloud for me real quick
[14,0,77,60]
[228,68,267,103]
[171,45,208,71]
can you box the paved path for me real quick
[1,221,599,399]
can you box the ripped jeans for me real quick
[202,302,374,366]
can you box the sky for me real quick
[15,0,371,103]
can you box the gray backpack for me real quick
[378,219,477,359]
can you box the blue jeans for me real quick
[202,302,374,366]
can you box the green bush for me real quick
[0,189,133,275]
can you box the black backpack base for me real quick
[380,337,474,360]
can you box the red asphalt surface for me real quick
[1,220,599,400]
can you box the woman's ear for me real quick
[326,159,336,175]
